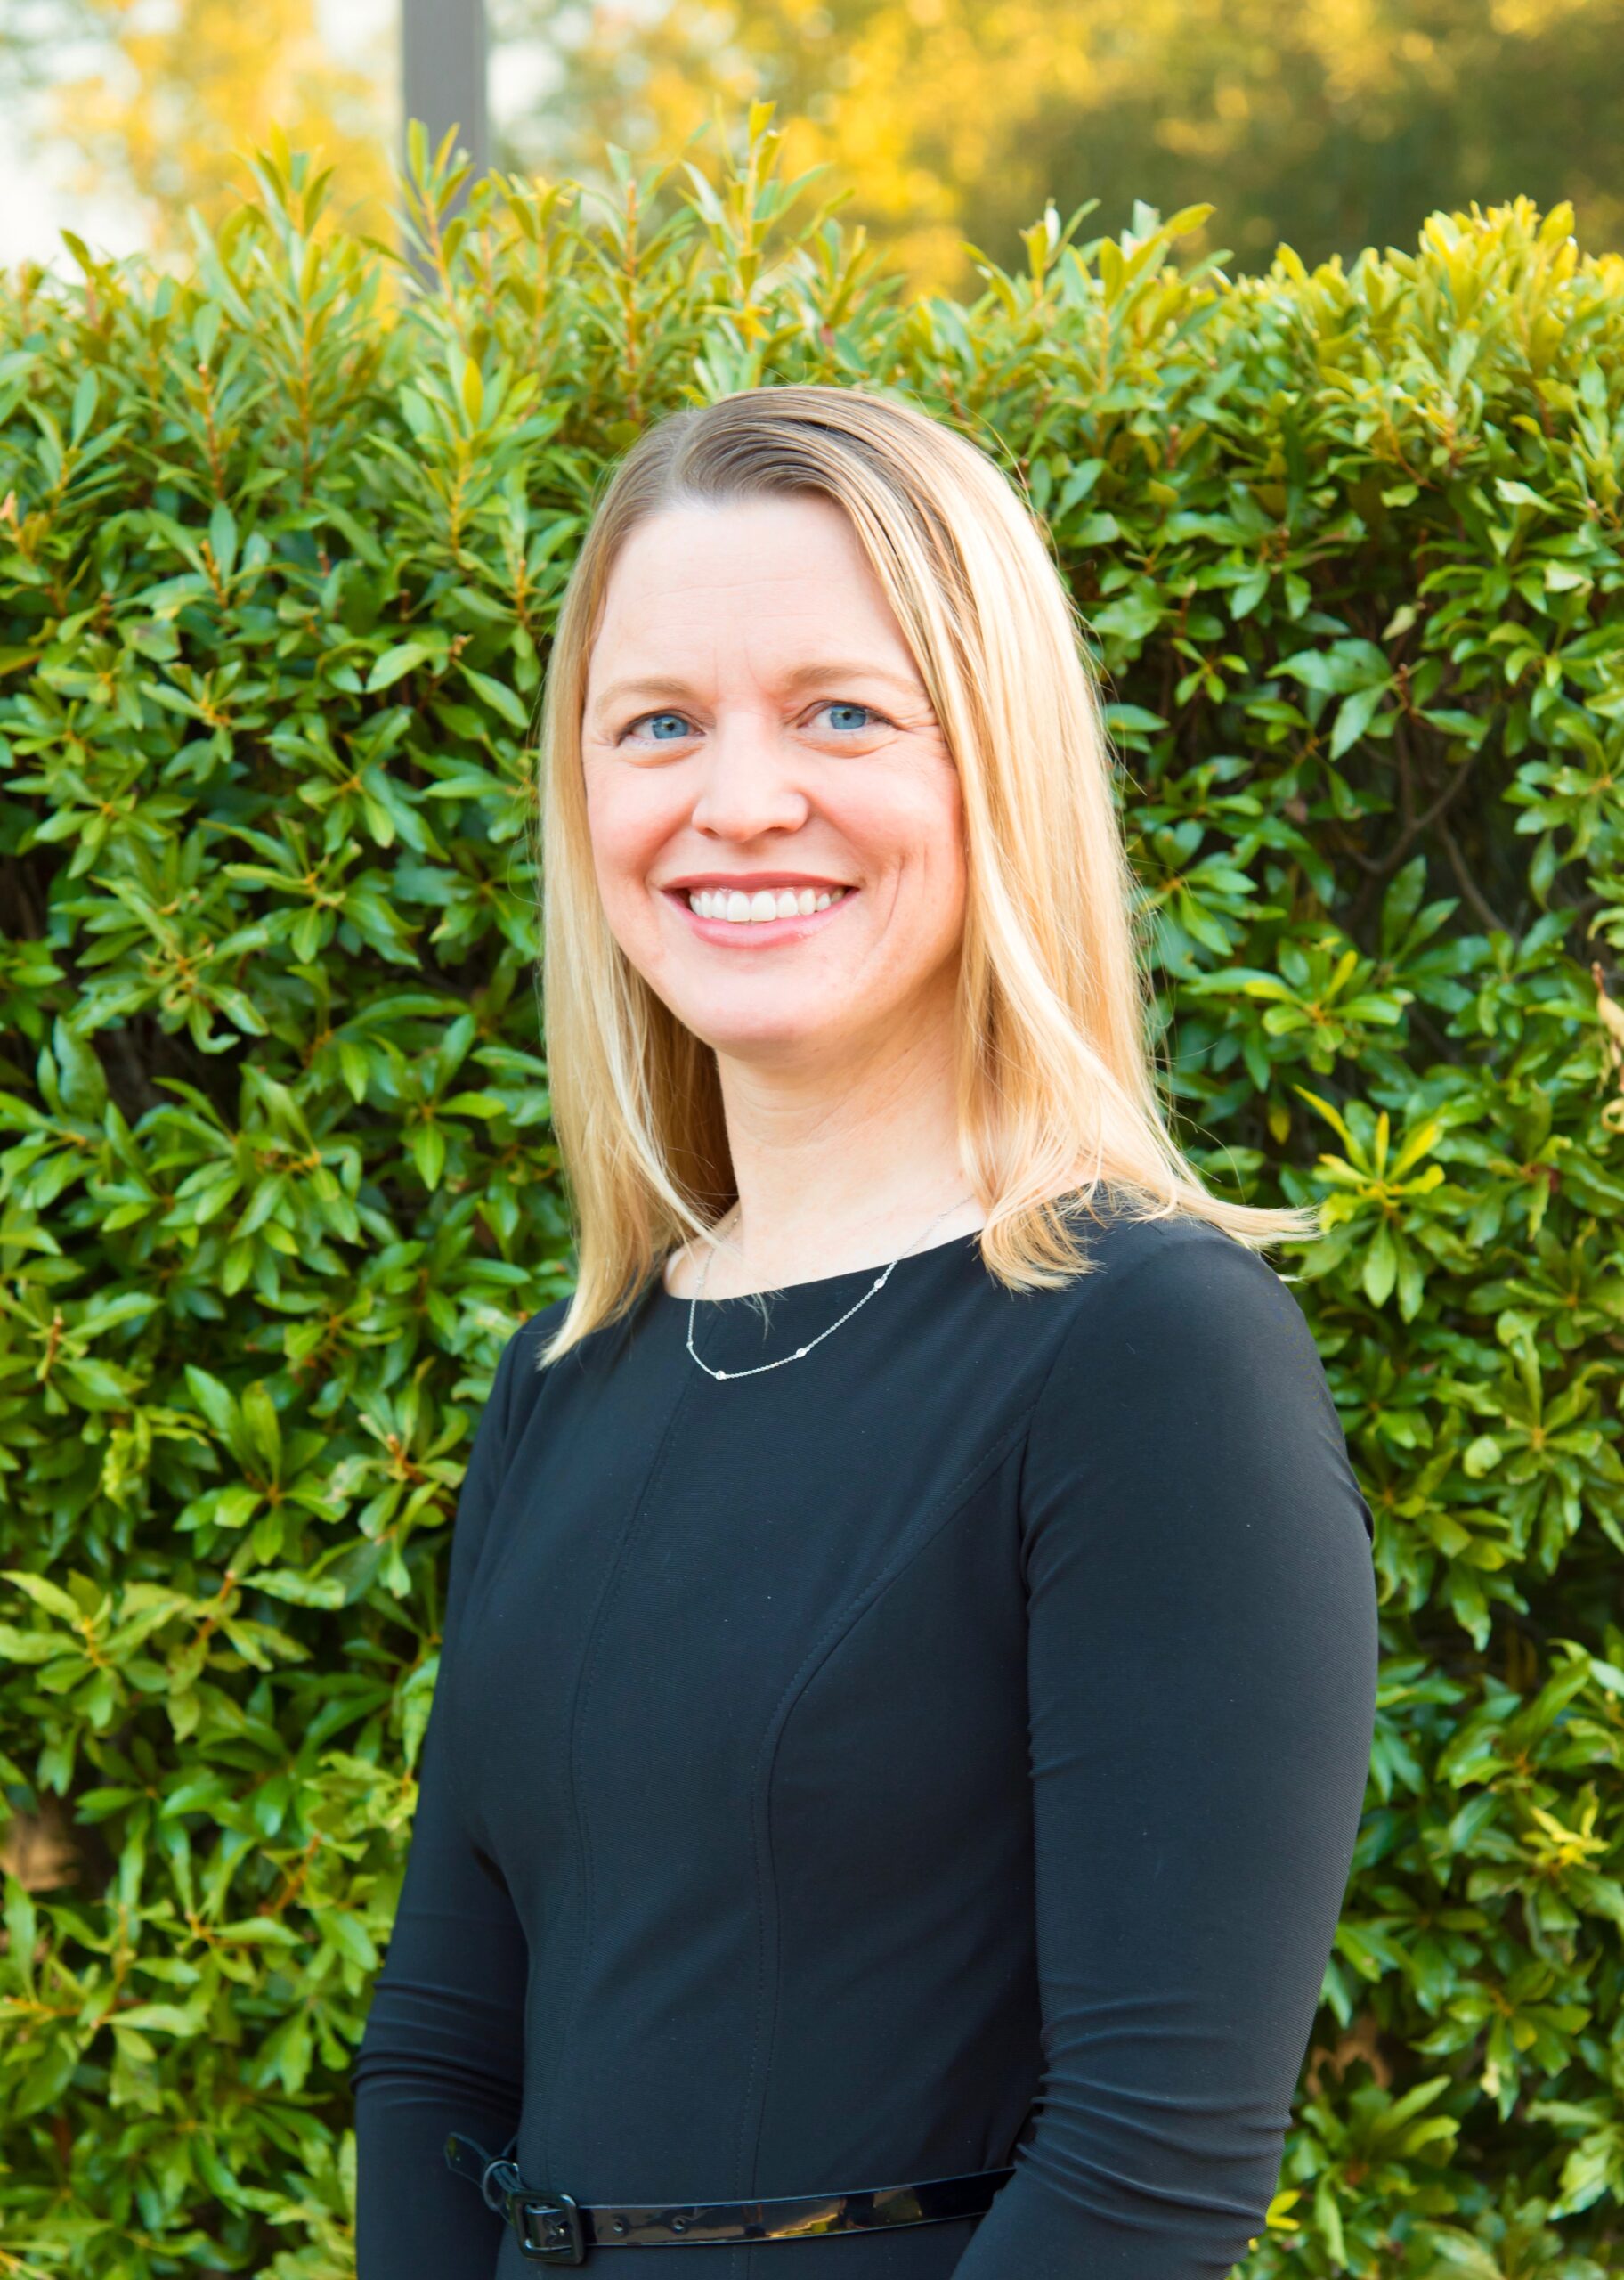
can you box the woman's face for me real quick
[580,493,966,1072]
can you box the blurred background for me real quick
[3,0,1622,295]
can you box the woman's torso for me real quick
[443,1218,1094,2276]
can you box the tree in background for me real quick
[491,0,1624,294]
[6,0,1623,285]
[3,0,394,258]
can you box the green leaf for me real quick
[365,640,438,693]
[459,664,532,730]
[3,1571,83,1624]
[183,1365,240,1441]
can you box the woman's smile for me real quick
[662,875,857,944]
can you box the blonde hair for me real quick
[532,382,1313,1365]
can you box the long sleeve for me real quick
[953,1229,1378,2279]
[351,1321,533,2277]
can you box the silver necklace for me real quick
[685,1197,976,1381]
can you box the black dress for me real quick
[351,1199,1378,2279]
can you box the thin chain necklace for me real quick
[685,1197,976,1381]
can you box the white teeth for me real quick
[686,885,849,924]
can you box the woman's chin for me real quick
[676,1000,867,1064]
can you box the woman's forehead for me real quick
[586,509,919,700]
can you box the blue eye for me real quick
[618,700,890,744]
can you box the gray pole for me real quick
[402,0,489,183]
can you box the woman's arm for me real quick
[351,1322,533,2277]
[954,1226,1378,2279]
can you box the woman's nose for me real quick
[689,726,809,840]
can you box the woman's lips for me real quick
[663,885,856,945]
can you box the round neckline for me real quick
[656,1224,987,1309]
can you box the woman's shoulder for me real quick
[1031,1199,1340,1443]
[1022,1197,1372,1543]
[468,1291,575,1444]
[502,1291,574,1382]
[1060,1195,1307,1316]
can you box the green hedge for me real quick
[4,107,1624,2279]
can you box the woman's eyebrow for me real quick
[592,660,922,711]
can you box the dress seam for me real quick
[737,1395,1043,2246]
[536,1361,703,2178]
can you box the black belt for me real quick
[446,2130,1015,2265]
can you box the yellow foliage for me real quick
[20,0,1624,290]
[43,0,394,256]
[522,0,1624,297]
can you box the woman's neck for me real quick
[680,1190,983,1305]
[670,1017,981,1300]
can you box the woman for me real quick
[351,384,1378,2278]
